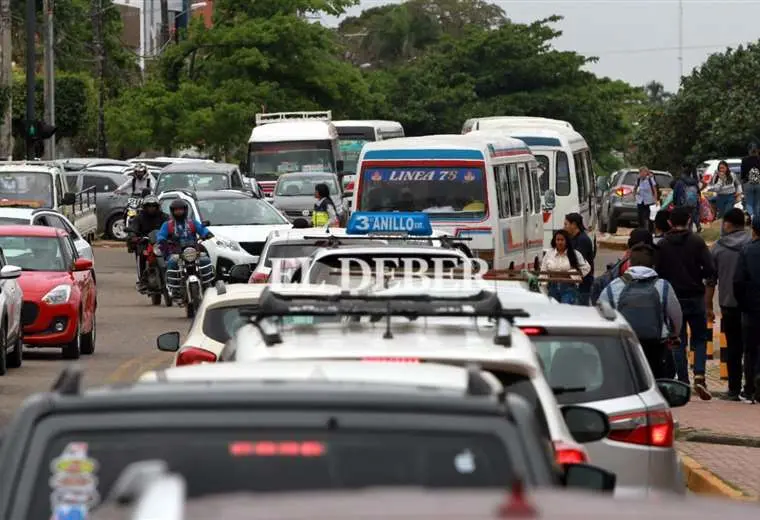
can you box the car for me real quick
[220,286,591,467]
[0,225,97,359]
[697,157,741,185]
[65,169,133,239]
[128,156,214,169]
[598,169,673,233]
[513,302,691,497]
[154,162,250,195]
[53,158,132,172]
[0,363,613,520]
[156,190,292,279]
[271,171,347,222]
[0,240,23,375]
[0,207,95,264]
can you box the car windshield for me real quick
[275,176,339,197]
[0,235,66,271]
[197,198,288,226]
[531,335,639,405]
[0,172,54,208]
[0,217,28,225]
[250,141,335,182]
[28,429,512,518]
[358,167,486,219]
[156,173,230,193]
[339,138,370,173]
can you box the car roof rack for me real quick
[255,111,331,125]
[51,364,83,395]
[301,234,472,249]
[103,460,185,520]
[243,287,528,346]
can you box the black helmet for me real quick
[169,199,188,212]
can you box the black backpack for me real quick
[590,257,625,304]
[606,274,666,341]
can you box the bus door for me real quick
[494,163,526,270]
[573,150,591,231]
[525,164,544,270]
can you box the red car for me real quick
[0,226,97,359]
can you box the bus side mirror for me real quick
[543,189,556,210]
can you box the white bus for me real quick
[247,111,343,196]
[463,118,595,248]
[333,120,405,174]
[352,132,544,270]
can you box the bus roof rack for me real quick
[255,111,332,125]
[51,364,83,395]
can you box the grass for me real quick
[699,222,722,243]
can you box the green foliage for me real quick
[0,86,8,118]
[11,73,91,138]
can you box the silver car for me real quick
[514,303,689,497]
[66,169,132,239]
[271,172,345,222]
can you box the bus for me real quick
[247,111,343,196]
[333,120,405,174]
[352,132,544,270]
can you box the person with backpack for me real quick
[115,163,156,195]
[740,143,760,220]
[600,244,681,378]
[732,216,760,404]
[673,166,702,232]
[635,166,658,232]
[590,228,653,304]
[655,206,716,399]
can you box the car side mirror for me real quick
[596,175,610,191]
[156,331,180,352]
[0,265,22,279]
[228,264,253,284]
[72,258,93,271]
[543,189,556,210]
[61,192,76,205]
[562,463,616,492]
[561,405,610,443]
[656,379,691,408]
[336,160,344,173]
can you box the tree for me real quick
[642,80,672,105]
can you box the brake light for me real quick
[362,357,420,363]
[519,326,546,336]
[607,410,674,447]
[229,441,325,457]
[542,210,551,224]
[249,271,270,284]
[176,347,217,366]
[615,186,633,197]
[552,441,588,465]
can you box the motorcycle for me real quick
[139,230,172,307]
[164,241,215,318]
[124,188,152,253]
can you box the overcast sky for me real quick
[323,0,760,92]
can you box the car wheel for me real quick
[108,215,128,240]
[62,317,81,360]
[80,313,95,355]
[608,216,618,234]
[6,329,22,369]
[151,293,162,306]
[0,325,7,376]
[185,301,196,319]
[599,215,608,233]
[163,290,173,307]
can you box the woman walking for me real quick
[711,160,742,218]
[541,229,590,304]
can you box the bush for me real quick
[12,73,92,138]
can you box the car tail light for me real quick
[249,271,270,284]
[553,441,588,465]
[176,347,217,366]
[607,410,674,447]
[229,441,325,457]
[615,186,633,197]
[362,357,420,363]
[542,210,551,224]
[519,326,546,336]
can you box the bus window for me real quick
[535,154,549,193]
[496,166,510,218]
[507,164,521,216]
[530,169,541,213]
[574,153,587,202]
[556,152,571,196]
[585,150,595,197]
[519,164,532,214]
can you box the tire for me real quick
[6,330,22,369]
[608,216,618,234]
[107,215,128,240]
[151,293,162,306]
[163,290,173,307]
[185,301,196,319]
[62,317,81,360]
[80,313,96,355]
[0,326,7,376]
[599,215,608,233]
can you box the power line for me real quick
[578,42,755,56]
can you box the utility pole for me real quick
[0,0,12,160]
[24,0,36,160]
[92,0,106,156]
[43,0,55,160]
[677,0,683,81]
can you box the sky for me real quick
[322,0,760,92]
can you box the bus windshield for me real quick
[249,140,335,182]
[358,166,486,218]
[339,138,370,174]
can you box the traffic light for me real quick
[28,120,56,141]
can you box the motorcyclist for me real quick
[127,195,168,290]
[156,199,214,297]
[115,163,156,195]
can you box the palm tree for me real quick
[643,81,673,104]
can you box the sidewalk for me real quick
[674,359,760,498]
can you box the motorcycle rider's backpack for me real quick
[684,184,699,207]
[167,218,196,239]
[606,274,666,341]
[131,175,151,194]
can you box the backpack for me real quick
[749,167,760,184]
[167,218,195,238]
[684,185,699,207]
[606,274,666,341]
[590,257,625,304]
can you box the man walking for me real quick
[655,206,716,399]
[733,217,760,403]
[740,143,760,220]
[635,166,658,232]
[673,165,702,232]
[564,212,594,305]
[705,208,751,401]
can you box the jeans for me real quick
[688,205,701,231]
[743,183,760,220]
[722,306,744,395]
[547,282,579,304]
[673,296,708,383]
[741,312,760,396]
[715,194,735,218]
[637,203,653,232]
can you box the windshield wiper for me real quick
[551,386,587,395]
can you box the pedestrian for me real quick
[653,209,671,245]
[740,143,760,220]
[634,166,658,232]
[673,165,702,232]
[711,160,743,218]
[313,183,341,227]
[600,244,681,378]
[705,208,751,401]
[655,206,716,399]
[564,213,594,305]
[541,229,590,304]
[732,216,760,403]
[590,228,653,304]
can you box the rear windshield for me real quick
[621,172,671,187]
[531,334,637,404]
[307,252,466,285]
[29,430,512,517]
[263,240,387,268]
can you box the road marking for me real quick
[105,358,142,383]
[105,353,172,383]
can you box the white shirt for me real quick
[540,248,591,277]
[116,173,157,195]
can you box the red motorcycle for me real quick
[138,230,172,307]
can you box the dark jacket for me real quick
[128,210,169,238]
[740,155,760,184]
[655,228,715,299]
[673,174,700,207]
[710,229,751,307]
[733,238,760,312]
[570,231,594,292]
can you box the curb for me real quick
[597,239,628,251]
[678,429,760,448]
[680,454,756,500]
[93,240,126,248]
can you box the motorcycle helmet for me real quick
[142,195,159,207]
[169,198,188,219]
[133,163,148,177]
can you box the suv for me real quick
[598,169,673,233]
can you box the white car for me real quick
[0,207,95,265]
[0,258,23,375]
[157,190,291,279]
[223,285,590,466]
[697,158,741,185]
